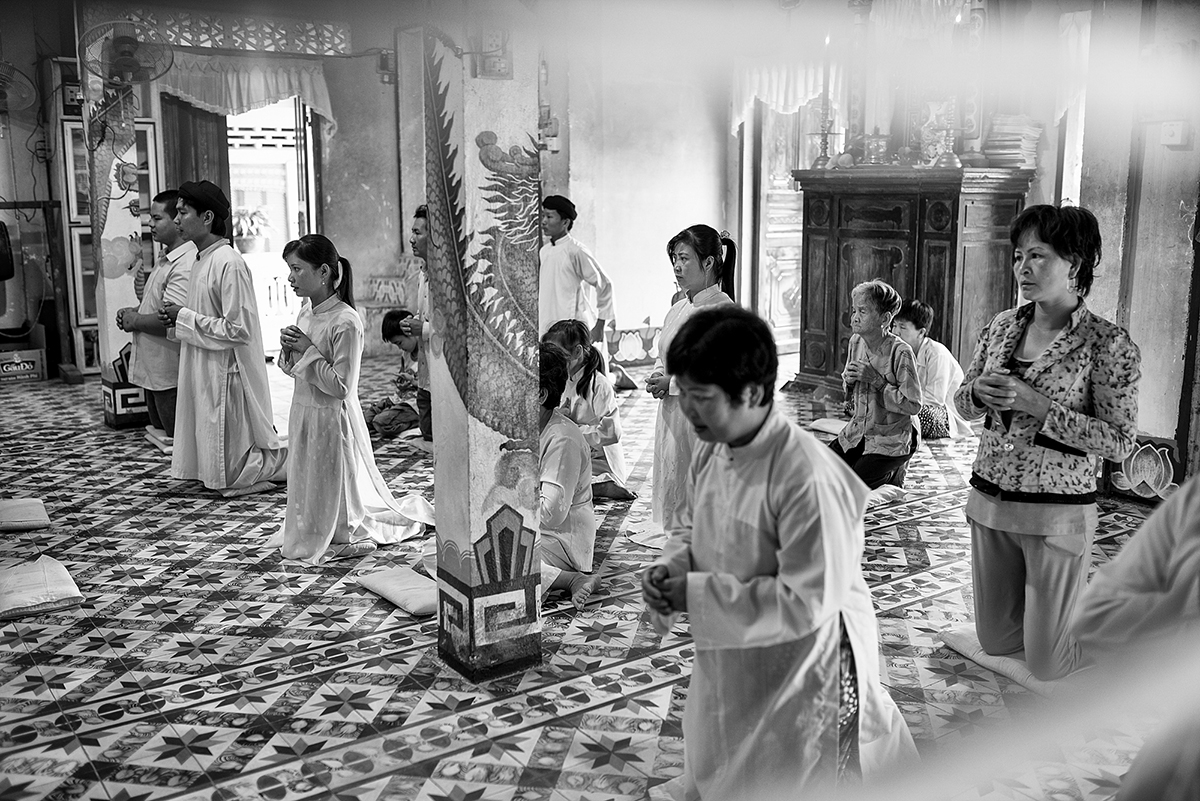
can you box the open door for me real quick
[160,94,231,207]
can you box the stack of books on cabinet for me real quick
[982,115,1042,169]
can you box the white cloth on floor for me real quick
[357,566,437,616]
[808,417,849,436]
[171,240,287,492]
[0,499,51,531]
[0,556,83,619]
[867,484,905,508]
[271,294,433,565]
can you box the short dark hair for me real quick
[381,308,414,340]
[896,299,934,331]
[414,204,427,220]
[540,342,570,410]
[666,306,777,406]
[1010,204,1101,297]
[152,189,180,219]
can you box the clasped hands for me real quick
[279,325,314,355]
[642,565,688,614]
[645,372,670,400]
[115,307,138,332]
[843,359,883,390]
[972,369,1051,419]
[158,302,182,327]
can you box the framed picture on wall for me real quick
[62,121,91,224]
[72,326,101,375]
[69,228,97,326]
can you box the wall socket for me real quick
[1161,120,1190,147]
[474,28,512,80]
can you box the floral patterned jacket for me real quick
[953,301,1141,499]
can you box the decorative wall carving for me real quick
[121,5,351,55]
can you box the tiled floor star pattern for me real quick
[0,360,1155,800]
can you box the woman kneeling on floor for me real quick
[538,341,602,608]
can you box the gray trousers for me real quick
[970,521,1093,680]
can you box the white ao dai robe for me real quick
[275,295,433,565]
[653,407,917,799]
[651,284,734,527]
[171,241,287,494]
[560,368,628,489]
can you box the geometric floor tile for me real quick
[0,359,1159,801]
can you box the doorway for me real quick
[227,97,320,356]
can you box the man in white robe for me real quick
[538,195,615,339]
[643,306,917,800]
[160,180,287,496]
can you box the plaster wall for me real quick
[1077,0,1143,325]
[565,7,730,331]
[321,2,424,358]
[1124,0,1200,439]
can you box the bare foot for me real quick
[323,540,378,561]
[568,572,602,609]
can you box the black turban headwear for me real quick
[178,180,231,232]
[542,194,577,221]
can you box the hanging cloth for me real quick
[731,58,845,135]
[159,50,336,134]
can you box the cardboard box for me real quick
[0,348,46,383]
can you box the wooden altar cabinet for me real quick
[790,166,1034,390]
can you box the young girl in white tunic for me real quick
[646,225,736,529]
[543,319,634,501]
[274,235,433,564]
[537,342,601,608]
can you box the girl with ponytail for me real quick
[276,234,433,564]
[543,319,635,500]
[646,224,737,528]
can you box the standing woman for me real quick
[646,225,736,529]
[274,235,434,564]
[954,204,1141,680]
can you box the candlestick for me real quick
[821,34,830,116]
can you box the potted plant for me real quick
[233,207,271,253]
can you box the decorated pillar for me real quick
[422,7,543,680]
[80,5,154,427]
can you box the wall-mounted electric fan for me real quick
[78,19,174,88]
[0,60,37,114]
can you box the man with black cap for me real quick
[539,195,615,341]
[159,180,288,496]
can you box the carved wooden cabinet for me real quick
[790,167,1034,387]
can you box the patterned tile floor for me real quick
[0,359,1156,801]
